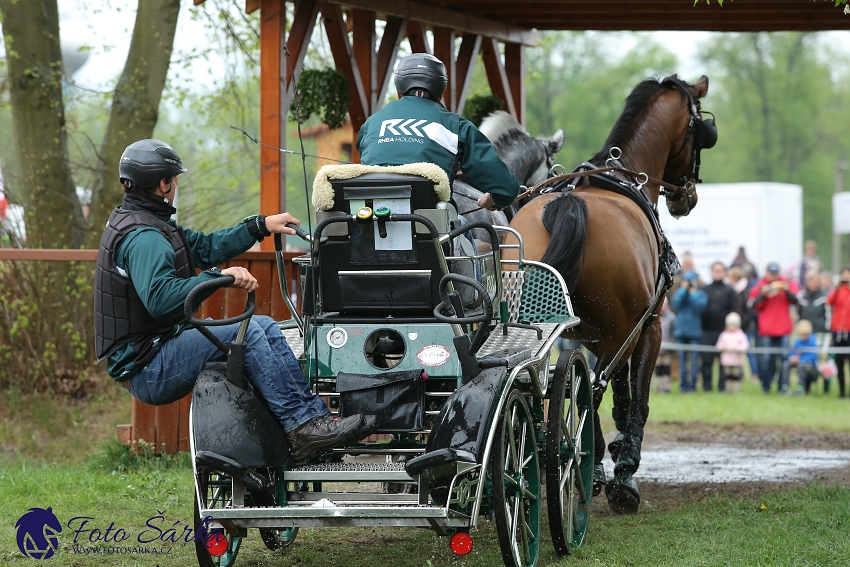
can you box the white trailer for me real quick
[658,182,803,281]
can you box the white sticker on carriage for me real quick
[417,344,451,367]
[372,198,411,250]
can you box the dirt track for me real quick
[592,422,850,515]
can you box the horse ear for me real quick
[693,75,709,99]
[544,129,564,154]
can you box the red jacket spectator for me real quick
[827,279,850,332]
[748,267,798,337]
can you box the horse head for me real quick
[479,111,564,187]
[661,75,715,218]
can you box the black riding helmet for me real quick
[394,53,448,101]
[119,139,188,189]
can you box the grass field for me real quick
[3,459,850,566]
[2,374,850,565]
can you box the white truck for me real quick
[658,182,803,281]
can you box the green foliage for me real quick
[290,67,350,130]
[524,31,678,168]
[0,260,96,394]
[462,94,505,127]
[697,32,850,268]
[88,438,191,473]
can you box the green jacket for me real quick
[356,96,520,207]
[107,222,257,378]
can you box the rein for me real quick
[460,161,694,215]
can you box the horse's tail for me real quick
[540,193,588,292]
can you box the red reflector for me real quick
[206,531,228,557]
[450,531,473,555]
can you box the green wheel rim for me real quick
[492,389,541,567]
[546,349,594,554]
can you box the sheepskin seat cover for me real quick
[312,163,451,211]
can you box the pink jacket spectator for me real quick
[715,329,750,367]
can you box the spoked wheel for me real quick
[194,472,242,567]
[491,388,541,567]
[546,349,594,555]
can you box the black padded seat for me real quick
[317,173,447,316]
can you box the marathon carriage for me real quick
[187,167,594,567]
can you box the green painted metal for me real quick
[306,323,463,380]
[518,264,574,324]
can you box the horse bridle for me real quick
[662,76,717,196]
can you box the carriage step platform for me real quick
[284,460,413,482]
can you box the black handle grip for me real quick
[184,276,256,327]
[447,220,501,253]
[286,222,310,241]
[274,233,283,252]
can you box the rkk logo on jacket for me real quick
[378,119,458,154]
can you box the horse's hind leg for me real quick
[605,319,662,515]
[591,357,628,496]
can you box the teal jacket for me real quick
[107,222,257,379]
[356,96,520,207]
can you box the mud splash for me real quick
[605,445,850,484]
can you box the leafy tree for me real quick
[698,32,850,268]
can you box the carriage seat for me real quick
[311,164,454,317]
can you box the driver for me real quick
[357,53,520,212]
[94,139,377,463]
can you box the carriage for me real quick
[186,167,594,567]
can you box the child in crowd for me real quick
[654,298,676,393]
[715,312,750,393]
[781,319,820,395]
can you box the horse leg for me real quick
[605,319,662,515]
[591,357,628,496]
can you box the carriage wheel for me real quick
[546,349,594,555]
[492,388,541,567]
[194,472,242,567]
[257,473,299,550]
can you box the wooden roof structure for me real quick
[195,0,849,250]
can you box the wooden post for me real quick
[505,43,525,126]
[481,37,517,119]
[433,27,456,111]
[454,34,482,117]
[259,0,283,251]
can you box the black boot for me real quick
[287,414,378,462]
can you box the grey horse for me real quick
[453,111,564,246]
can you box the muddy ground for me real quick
[592,421,850,515]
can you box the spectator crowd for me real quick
[657,242,850,397]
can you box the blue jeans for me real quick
[756,335,789,393]
[746,332,759,376]
[676,337,701,391]
[126,316,328,433]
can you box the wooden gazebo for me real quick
[124,0,848,452]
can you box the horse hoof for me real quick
[592,463,607,497]
[605,475,640,515]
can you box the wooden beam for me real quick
[326,0,536,45]
[454,33,481,117]
[246,0,260,13]
[284,0,320,101]
[433,28,457,112]
[259,0,283,251]
[406,20,431,55]
[376,16,407,108]
[323,3,369,159]
[504,43,524,127]
[480,37,516,119]
[353,10,377,113]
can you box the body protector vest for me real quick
[94,208,195,362]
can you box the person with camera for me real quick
[672,271,708,392]
[699,262,741,392]
[748,262,799,393]
[826,267,850,397]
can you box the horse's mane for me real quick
[479,110,525,142]
[589,75,686,166]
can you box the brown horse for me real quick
[506,75,715,514]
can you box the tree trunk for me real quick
[0,0,83,248]
[85,0,181,247]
